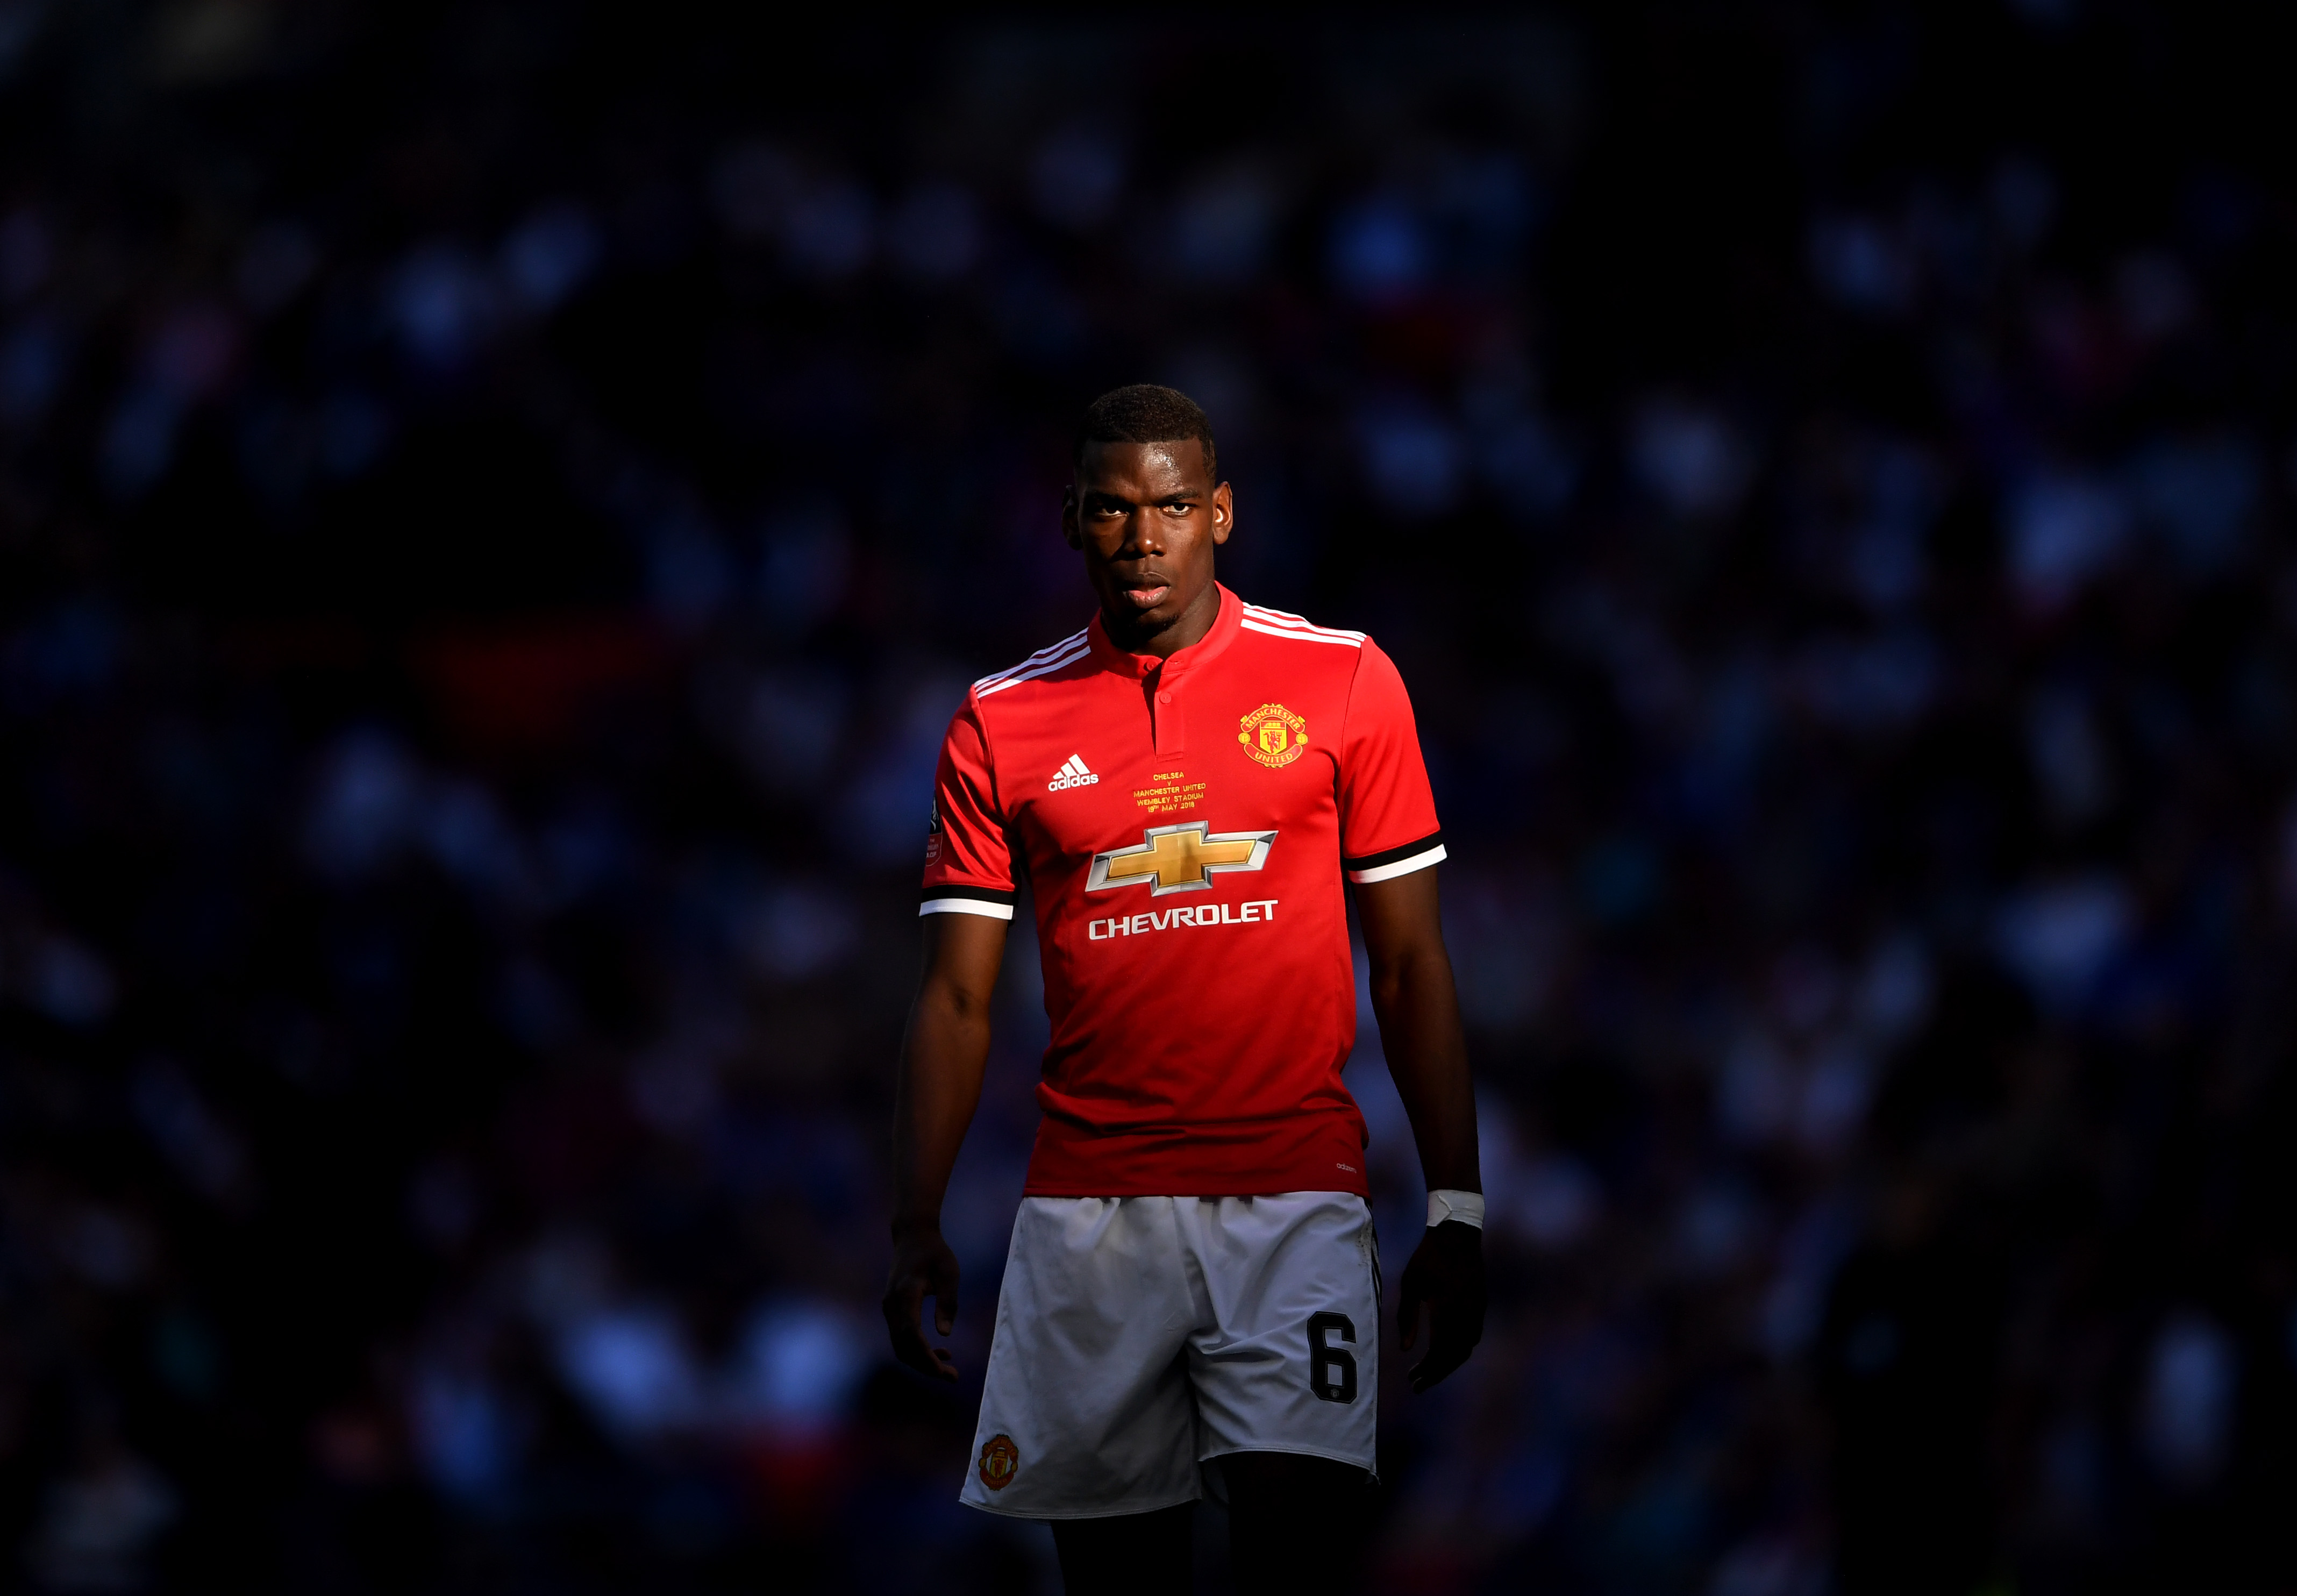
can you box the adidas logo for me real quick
[1047,754,1101,792]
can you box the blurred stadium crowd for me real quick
[4,4,2296,1592]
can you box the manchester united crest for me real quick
[978,1433,1019,1490]
[1237,702,1309,769]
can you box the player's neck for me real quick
[1103,581,1222,660]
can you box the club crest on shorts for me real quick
[978,1433,1019,1490]
[1237,702,1308,768]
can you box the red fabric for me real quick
[922,700,1011,890]
[921,586,1443,1198]
[1338,643,1441,863]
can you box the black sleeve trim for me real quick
[1341,830,1445,873]
[917,884,1018,907]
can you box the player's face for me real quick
[1063,440,1232,645]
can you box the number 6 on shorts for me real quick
[1308,1310,1357,1403]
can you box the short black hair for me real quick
[1074,384,1217,480]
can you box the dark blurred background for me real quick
[3,3,2295,1592]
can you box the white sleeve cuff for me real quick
[1347,844,1447,885]
[919,898,1015,920]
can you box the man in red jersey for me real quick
[883,386,1484,1593]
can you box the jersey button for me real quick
[1156,692,1172,703]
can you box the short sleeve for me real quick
[919,695,1017,919]
[1338,641,1445,884]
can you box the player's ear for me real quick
[1211,480,1233,547]
[1061,482,1083,551]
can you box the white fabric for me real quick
[960,1192,1380,1519]
[1238,617,1365,647]
[1426,1189,1485,1229]
[917,897,1015,920]
[1346,844,1447,885]
[976,638,1090,697]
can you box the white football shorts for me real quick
[959,1191,1380,1519]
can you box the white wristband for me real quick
[1427,1189,1485,1229]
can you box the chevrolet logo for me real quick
[1085,822,1278,896]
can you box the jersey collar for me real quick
[1088,583,1242,681]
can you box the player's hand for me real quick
[882,1222,962,1381]
[1396,1219,1486,1393]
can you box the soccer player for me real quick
[883,385,1485,1594]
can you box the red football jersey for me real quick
[920,585,1445,1198]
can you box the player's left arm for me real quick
[1357,865,1487,1393]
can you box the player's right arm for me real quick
[884,692,1017,1380]
[881,910,1007,1381]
